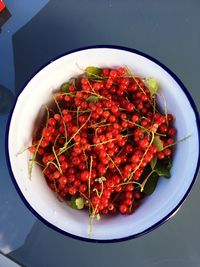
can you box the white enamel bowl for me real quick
[7,46,200,242]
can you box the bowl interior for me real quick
[8,48,199,240]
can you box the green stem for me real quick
[158,92,168,123]
[106,153,123,177]
[127,131,154,182]
[53,95,68,145]
[89,176,104,237]
[88,156,93,201]
[52,146,62,174]
[29,105,49,179]
[76,106,80,128]
[59,113,91,155]
[29,159,45,168]
[141,170,155,191]
[90,138,116,147]
[162,134,192,150]
[117,180,143,189]
[43,161,60,173]
[68,114,91,144]
[122,119,151,134]
[82,145,89,169]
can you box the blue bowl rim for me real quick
[5,45,200,243]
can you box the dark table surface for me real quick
[0,1,200,266]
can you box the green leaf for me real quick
[96,214,101,221]
[70,201,78,209]
[163,156,173,170]
[146,77,158,95]
[86,96,99,103]
[150,156,157,170]
[143,156,172,195]
[85,66,102,78]
[75,198,85,209]
[69,197,85,210]
[96,176,107,184]
[143,172,159,195]
[153,136,163,152]
[154,160,171,178]
[61,82,70,92]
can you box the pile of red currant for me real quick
[29,66,176,220]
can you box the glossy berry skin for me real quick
[29,66,176,220]
[119,204,128,214]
